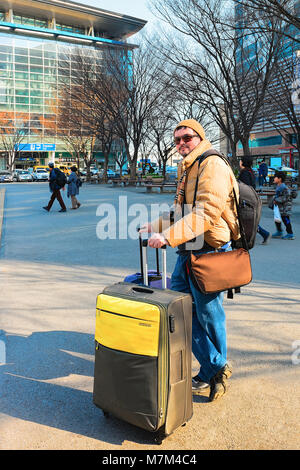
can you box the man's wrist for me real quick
[163,235,170,246]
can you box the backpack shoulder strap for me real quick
[192,149,249,251]
[192,149,230,207]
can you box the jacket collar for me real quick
[181,138,213,171]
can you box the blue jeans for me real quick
[171,246,228,383]
[257,225,269,239]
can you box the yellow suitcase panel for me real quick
[95,294,161,357]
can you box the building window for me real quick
[56,23,85,35]
[238,135,283,149]
[13,13,48,29]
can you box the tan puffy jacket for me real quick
[151,140,240,248]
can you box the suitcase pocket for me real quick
[95,294,161,357]
[94,293,168,432]
[94,343,159,431]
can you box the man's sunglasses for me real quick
[174,134,199,145]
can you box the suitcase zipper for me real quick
[97,307,157,323]
[100,292,169,430]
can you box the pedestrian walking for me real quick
[258,158,268,187]
[271,171,295,240]
[140,118,241,401]
[67,166,81,210]
[43,163,67,213]
[238,157,271,244]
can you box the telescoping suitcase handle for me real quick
[137,229,167,290]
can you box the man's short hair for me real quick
[274,171,286,182]
[48,162,54,168]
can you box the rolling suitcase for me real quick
[124,232,171,289]
[93,241,193,444]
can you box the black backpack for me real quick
[194,150,262,250]
[54,168,67,188]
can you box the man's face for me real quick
[174,127,201,157]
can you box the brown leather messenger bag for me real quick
[186,153,252,298]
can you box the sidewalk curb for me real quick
[0,188,6,249]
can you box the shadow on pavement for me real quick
[0,330,159,446]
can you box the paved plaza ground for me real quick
[0,182,299,450]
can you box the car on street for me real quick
[0,170,13,183]
[106,169,116,177]
[280,166,299,181]
[12,169,23,181]
[16,170,34,182]
[33,165,49,172]
[32,169,49,182]
[266,166,299,184]
[58,165,72,176]
[165,165,178,174]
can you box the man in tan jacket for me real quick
[141,119,240,401]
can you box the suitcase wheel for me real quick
[153,429,165,445]
[102,410,110,418]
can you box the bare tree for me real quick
[234,0,300,37]
[150,0,286,166]
[56,47,115,181]
[148,113,174,178]
[0,116,28,170]
[264,47,300,173]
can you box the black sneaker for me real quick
[192,376,210,394]
[261,233,271,245]
[209,364,233,402]
[43,206,49,212]
[59,209,67,212]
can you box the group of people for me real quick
[239,156,295,241]
[43,163,81,213]
[258,158,268,187]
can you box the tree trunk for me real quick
[129,160,137,179]
[103,152,109,182]
[8,151,16,172]
[241,137,251,157]
[85,155,92,182]
[162,160,167,180]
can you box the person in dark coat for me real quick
[271,171,294,240]
[258,158,268,186]
[67,166,81,209]
[238,157,270,244]
[43,162,67,212]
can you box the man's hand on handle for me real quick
[139,224,169,249]
[148,233,169,249]
[139,223,153,233]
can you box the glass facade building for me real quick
[0,0,146,169]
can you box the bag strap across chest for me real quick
[190,149,249,251]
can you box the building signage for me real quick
[15,144,56,152]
